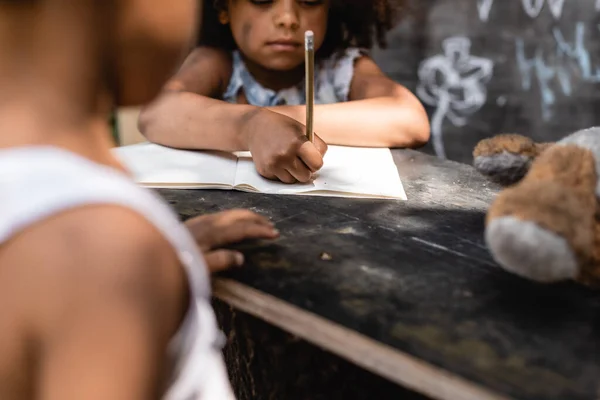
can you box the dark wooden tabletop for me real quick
[158,149,600,400]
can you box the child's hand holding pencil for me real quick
[231,30,325,185]
[241,109,327,184]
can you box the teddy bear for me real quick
[472,126,600,286]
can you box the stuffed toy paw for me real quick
[473,127,600,286]
[473,133,553,186]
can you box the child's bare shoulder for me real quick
[169,46,233,96]
[349,54,399,100]
[0,204,186,334]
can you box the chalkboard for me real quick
[372,0,600,164]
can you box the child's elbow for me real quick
[408,113,431,148]
[137,102,167,145]
[388,107,430,149]
[383,89,430,148]
[137,107,152,137]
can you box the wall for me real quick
[116,107,145,146]
[372,0,600,163]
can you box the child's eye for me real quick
[298,0,324,5]
[249,0,324,7]
[249,0,273,5]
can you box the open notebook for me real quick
[113,142,407,200]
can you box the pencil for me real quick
[305,30,315,143]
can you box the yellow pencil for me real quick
[305,30,315,143]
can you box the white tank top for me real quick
[0,146,235,400]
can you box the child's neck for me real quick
[0,6,124,171]
[241,54,305,92]
[0,68,122,170]
[0,102,123,171]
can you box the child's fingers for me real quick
[275,169,297,184]
[297,140,324,173]
[186,210,276,249]
[196,209,271,232]
[313,134,328,157]
[286,158,312,183]
[204,250,245,273]
[211,219,279,248]
[212,209,272,227]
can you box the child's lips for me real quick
[266,40,301,52]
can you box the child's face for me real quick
[224,0,329,71]
[114,0,201,105]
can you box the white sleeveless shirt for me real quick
[0,146,235,400]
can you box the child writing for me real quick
[0,0,277,399]
[139,0,430,184]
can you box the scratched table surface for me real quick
[158,149,600,400]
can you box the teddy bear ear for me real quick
[473,134,538,187]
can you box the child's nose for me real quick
[273,1,300,30]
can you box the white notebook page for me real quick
[113,143,238,189]
[233,146,407,199]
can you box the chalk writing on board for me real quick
[478,0,566,22]
[417,37,493,159]
[546,0,566,19]
[477,0,494,22]
[515,22,600,121]
[522,0,545,18]
[521,0,567,19]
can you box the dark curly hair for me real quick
[199,0,406,59]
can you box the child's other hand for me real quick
[185,209,279,273]
[242,109,328,183]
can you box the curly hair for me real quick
[199,0,406,58]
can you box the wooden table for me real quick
[158,149,600,400]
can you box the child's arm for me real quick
[265,55,431,148]
[140,47,252,152]
[139,47,327,184]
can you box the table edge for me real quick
[213,278,515,400]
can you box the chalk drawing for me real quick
[417,37,494,159]
[521,0,565,19]
[515,39,557,121]
[477,0,494,22]
[546,0,566,19]
[515,22,600,121]
[521,0,545,18]
[478,0,566,22]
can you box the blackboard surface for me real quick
[373,0,600,163]
[160,149,600,400]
